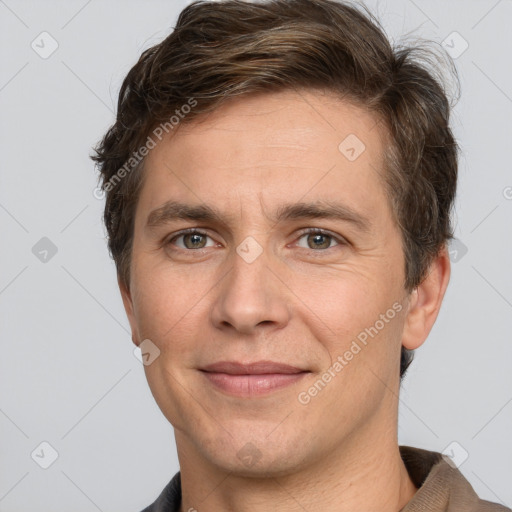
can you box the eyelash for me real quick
[166,228,347,252]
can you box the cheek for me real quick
[129,259,210,350]
[290,267,384,339]
[291,265,406,376]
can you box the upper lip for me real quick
[200,361,307,375]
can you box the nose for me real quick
[210,246,291,335]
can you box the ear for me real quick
[118,275,140,347]
[401,245,451,350]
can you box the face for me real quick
[122,89,415,476]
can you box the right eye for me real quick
[167,229,218,250]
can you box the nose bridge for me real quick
[210,240,290,334]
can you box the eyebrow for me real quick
[146,200,372,233]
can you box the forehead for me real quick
[138,89,390,223]
[168,89,384,162]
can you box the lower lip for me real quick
[201,372,308,397]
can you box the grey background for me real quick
[1,0,511,510]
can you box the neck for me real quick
[175,418,417,512]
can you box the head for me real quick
[92,0,458,476]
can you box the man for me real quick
[91,1,510,511]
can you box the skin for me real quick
[120,89,451,512]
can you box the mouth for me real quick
[199,361,310,397]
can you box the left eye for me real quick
[296,230,341,250]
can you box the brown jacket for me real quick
[399,446,510,511]
[141,445,510,511]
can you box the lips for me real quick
[201,360,305,375]
[200,360,309,397]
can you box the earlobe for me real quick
[118,275,140,347]
[401,245,451,350]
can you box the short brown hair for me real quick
[91,0,459,379]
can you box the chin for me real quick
[191,426,314,478]
[209,449,306,479]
